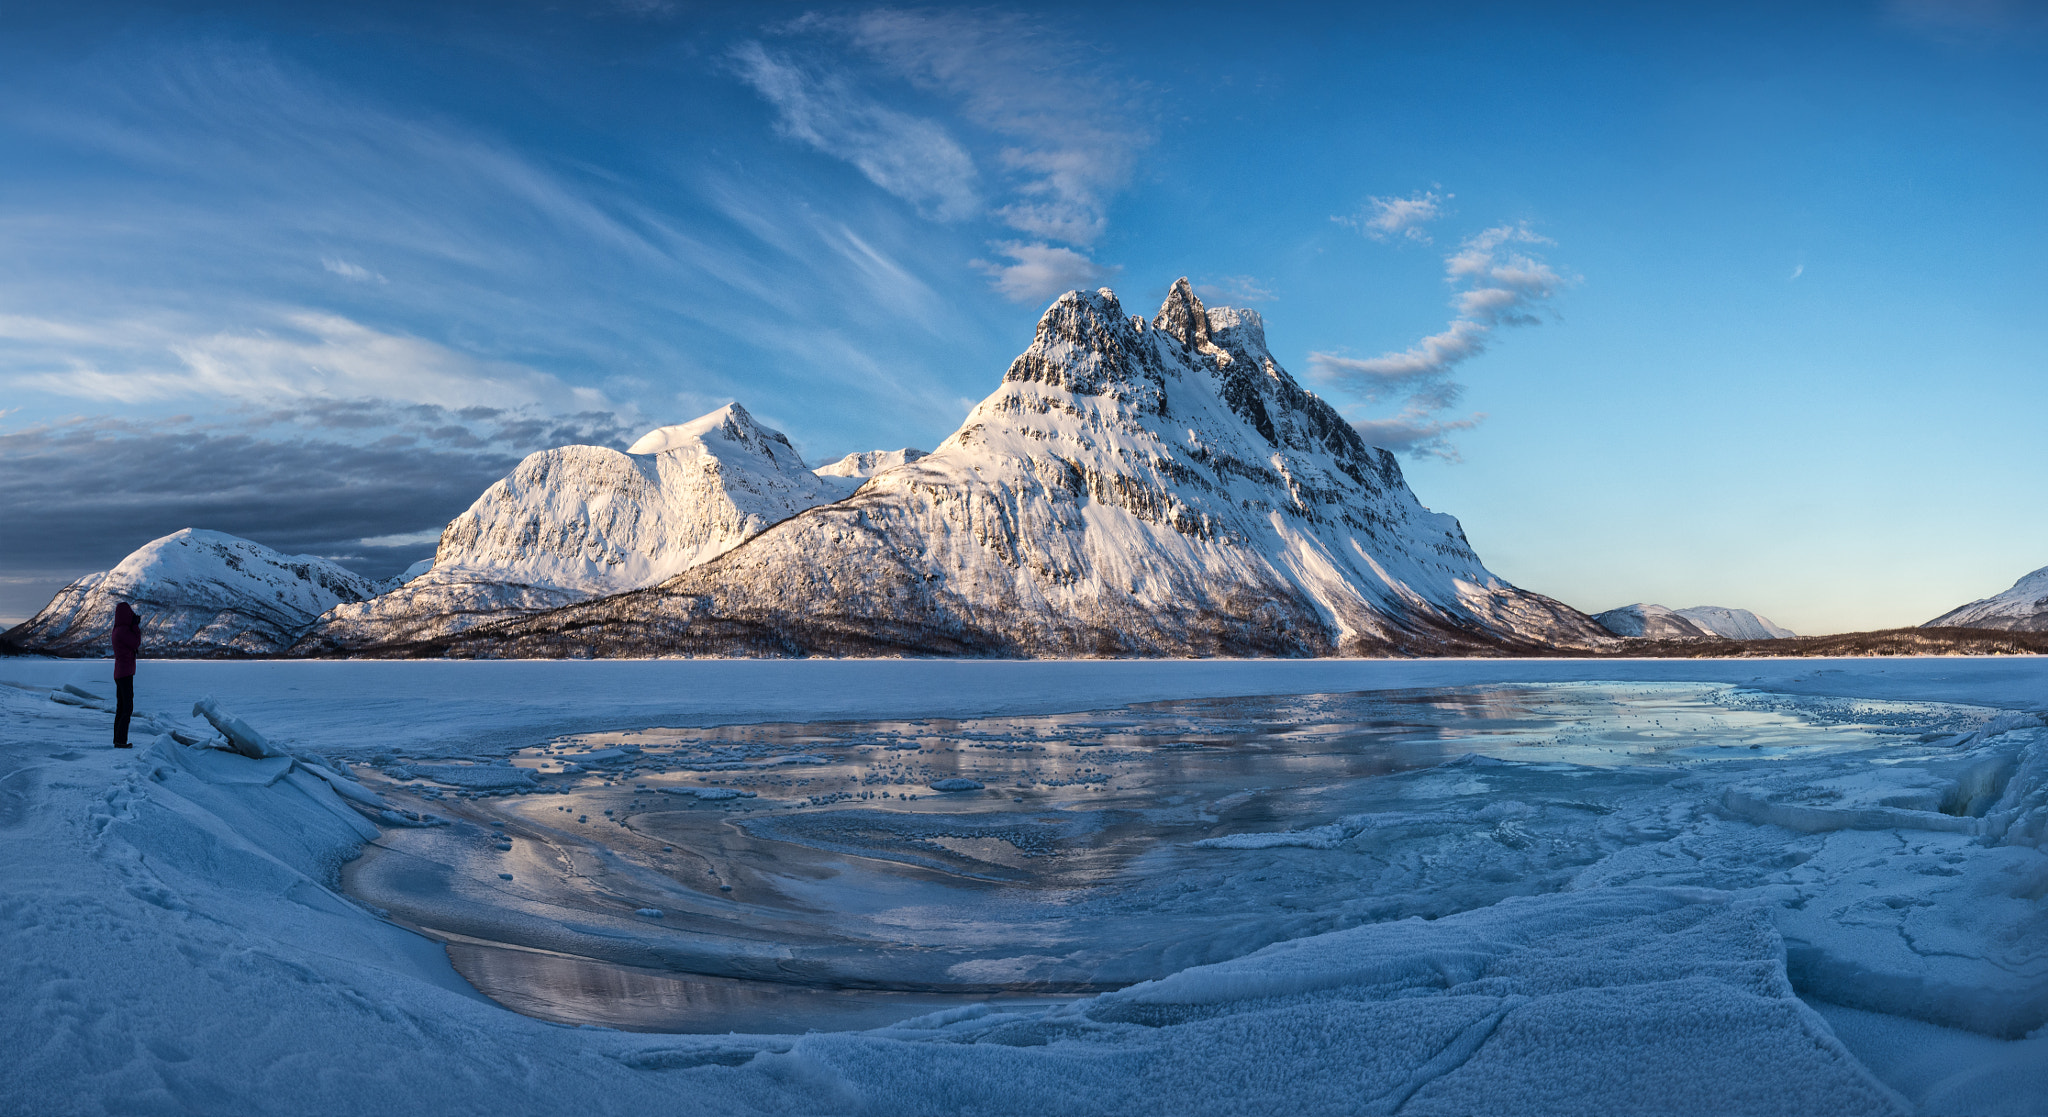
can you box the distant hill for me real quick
[4,529,378,656]
[1594,603,1794,641]
[1597,626,2048,658]
[1924,566,2048,633]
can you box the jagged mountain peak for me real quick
[435,277,1608,658]
[1153,276,1214,351]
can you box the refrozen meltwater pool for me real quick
[341,682,1993,1033]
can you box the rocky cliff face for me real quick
[432,280,1611,659]
[293,404,842,652]
[5,529,378,656]
[1925,566,2048,632]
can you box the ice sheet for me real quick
[3,658,2045,1116]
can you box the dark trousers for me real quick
[115,675,134,746]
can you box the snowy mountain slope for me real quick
[1924,566,2048,632]
[437,280,1612,658]
[4,529,378,656]
[1593,604,1714,640]
[813,447,929,498]
[1675,605,1796,640]
[295,404,842,652]
[1595,603,1795,640]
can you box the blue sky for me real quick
[3,0,2045,633]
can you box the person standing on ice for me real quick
[110,602,140,748]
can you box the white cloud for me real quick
[1789,264,1805,281]
[970,242,1118,304]
[1337,191,1450,243]
[1196,275,1278,304]
[830,9,1148,249]
[741,11,1151,302]
[2,309,606,412]
[321,257,386,283]
[1312,223,1566,459]
[357,529,443,547]
[1349,410,1486,463]
[730,41,980,222]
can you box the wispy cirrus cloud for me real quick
[1336,190,1450,243]
[1,309,611,412]
[1313,223,1566,460]
[1196,275,1278,304]
[733,10,1151,304]
[970,243,1118,303]
[322,257,386,283]
[729,40,980,222]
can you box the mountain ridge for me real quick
[411,279,1612,659]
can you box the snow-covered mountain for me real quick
[1675,606,1795,640]
[435,280,1612,658]
[813,448,928,498]
[295,404,843,652]
[1592,604,1713,640]
[4,529,378,656]
[1593,603,1795,641]
[1924,565,2048,632]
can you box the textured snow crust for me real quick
[5,528,378,656]
[5,658,2047,1116]
[297,404,842,651]
[450,281,1611,659]
[1926,566,2048,632]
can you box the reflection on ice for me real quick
[340,682,2005,1034]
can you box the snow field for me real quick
[2,660,2046,1115]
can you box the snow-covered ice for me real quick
[2,656,2045,1115]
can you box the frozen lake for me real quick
[4,656,2045,1116]
[339,681,1994,1033]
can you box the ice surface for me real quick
[2,659,2045,1115]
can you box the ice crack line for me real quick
[1371,993,1530,1115]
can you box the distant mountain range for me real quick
[1592,603,1796,641]
[8,280,1619,660]
[39,278,2031,661]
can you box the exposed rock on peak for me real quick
[1153,276,1215,352]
